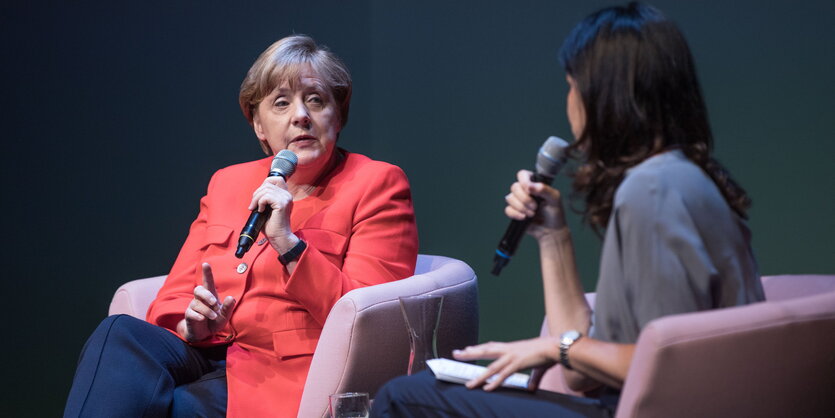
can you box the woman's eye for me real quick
[273,98,289,107]
[306,95,324,106]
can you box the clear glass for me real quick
[328,392,370,418]
[399,294,444,375]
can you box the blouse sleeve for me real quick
[615,173,720,334]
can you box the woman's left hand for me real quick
[452,337,560,391]
[248,175,298,254]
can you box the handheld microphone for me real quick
[234,150,298,258]
[491,136,569,275]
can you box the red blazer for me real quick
[147,150,419,417]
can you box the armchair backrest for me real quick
[761,274,835,301]
[296,254,479,418]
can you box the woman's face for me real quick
[566,75,586,140]
[253,65,341,168]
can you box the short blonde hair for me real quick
[239,35,352,129]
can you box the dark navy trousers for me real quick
[64,315,227,418]
[370,370,615,418]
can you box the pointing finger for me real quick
[201,263,218,300]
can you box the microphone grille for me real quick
[536,136,569,177]
[271,149,298,178]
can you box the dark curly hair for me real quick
[559,2,750,234]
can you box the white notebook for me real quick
[426,358,530,390]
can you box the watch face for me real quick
[561,330,581,344]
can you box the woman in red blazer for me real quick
[65,35,418,418]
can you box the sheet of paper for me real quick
[426,358,530,390]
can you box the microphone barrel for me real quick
[491,172,554,275]
[235,240,250,258]
[531,172,555,186]
[492,217,533,275]
[491,255,509,276]
[235,209,270,258]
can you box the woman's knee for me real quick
[99,314,162,339]
[96,314,145,334]
[84,314,169,356]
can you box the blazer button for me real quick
[236,263,248,274]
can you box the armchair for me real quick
[537,275,835,417]
[108,254,479,418]
[297,254,478,417]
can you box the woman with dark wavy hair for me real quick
[371,3,763,416]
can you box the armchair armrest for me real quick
[108,275,166,319]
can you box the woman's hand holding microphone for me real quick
[505,169,569,241]
[248,174,300,255]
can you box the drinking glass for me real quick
[328,392,370,418]
[399,294,444,375]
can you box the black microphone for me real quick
[234,150,298,258]
[491,136,569,275]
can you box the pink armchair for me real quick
[108,254,479,418]
[297,254,478,417]
[537,275,835,417]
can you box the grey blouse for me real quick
[590,150,764,344]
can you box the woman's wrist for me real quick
[270,233,300,255]
[544,335,563,363]
[535,227,571,248]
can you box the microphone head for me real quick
[535,136,569,179]
[270,149,298,179]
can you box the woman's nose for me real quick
[291,103,311,127]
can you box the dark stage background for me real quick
[2,1,833,415]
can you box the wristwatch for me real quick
[278,239,307,265]
[559,330,583,370]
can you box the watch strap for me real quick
[559,330,582,370]
[559,343,573,370]
[278,239,307,265]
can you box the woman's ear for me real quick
[252,112,274,155]
[252,111,264,138]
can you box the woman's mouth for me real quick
[291,135,316,144]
